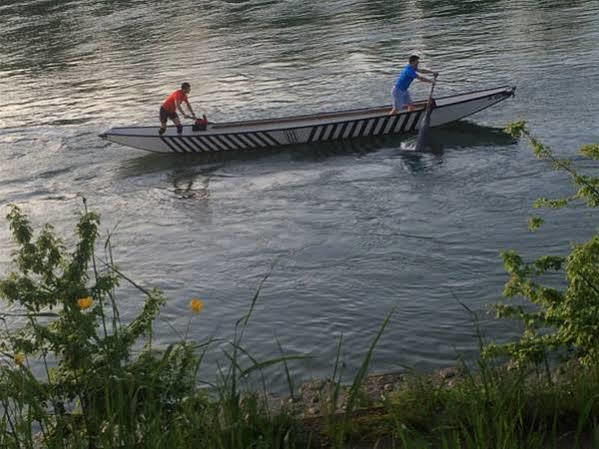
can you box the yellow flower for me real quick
[77,296,93,310]
[189,298,204,314]
[14,353,25,366]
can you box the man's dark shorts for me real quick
[159,107,178,123]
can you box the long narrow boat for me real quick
[99,86,515,154]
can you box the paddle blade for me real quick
[414,107,433,152]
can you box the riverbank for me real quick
[258,360,598,449]
[5,355,597,449]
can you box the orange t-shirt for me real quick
[162,90,188,113]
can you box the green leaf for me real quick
[528,216,544,231]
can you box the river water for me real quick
[1,0,598,389]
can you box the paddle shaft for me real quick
[424,77,437,111]
[414,78,437,152]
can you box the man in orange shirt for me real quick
[159,82,197,135]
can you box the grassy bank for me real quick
[2,301,598,449]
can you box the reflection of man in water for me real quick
[172,166,221,200]
[159,82,197,135]
[389,55,438,115]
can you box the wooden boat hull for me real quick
[99,86,515,153]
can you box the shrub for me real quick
[484,122,599,366]
[0,201,200,448]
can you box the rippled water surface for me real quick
[1,0,598,387]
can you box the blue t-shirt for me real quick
[394,64,417,91]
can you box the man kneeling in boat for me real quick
[159,82,197,135]
[390,55,438,115]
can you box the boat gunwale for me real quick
[209,85,514,129]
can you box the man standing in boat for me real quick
[390,55,438,115]
[159,82,197,135]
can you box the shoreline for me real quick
[261,363,598,449]
[269,367,460,418]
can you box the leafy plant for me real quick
[484,122,599,366]
[0,201,199,448]
[0,201,310,449]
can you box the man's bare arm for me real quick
[185,100,196,119]
[176,101,195,119]
[416,74,434,84]
[176,101,186,117]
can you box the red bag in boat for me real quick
[192,114,208,131]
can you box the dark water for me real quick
[1,0,598,389]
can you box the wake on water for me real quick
[400,141,417,151]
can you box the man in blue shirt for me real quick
[390,55,438,115]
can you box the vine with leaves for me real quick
[484,122,599,367]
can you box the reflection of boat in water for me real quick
[100,86,515,154]
[424,120,518,149]
[117,119,517,177]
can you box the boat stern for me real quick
[98,127,175,153]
